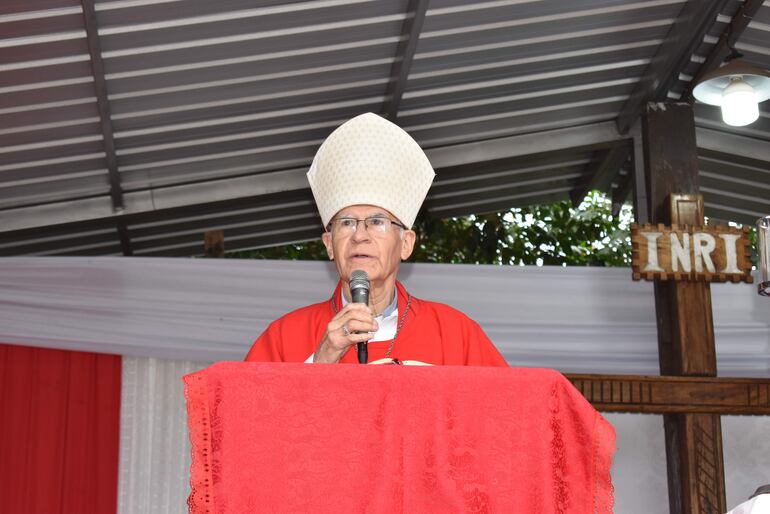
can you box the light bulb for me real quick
[721,77,759,126]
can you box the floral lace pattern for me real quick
[184,363,616,513]
[593,410,616,514]
[550,383,569,514]
[184,371,214,514]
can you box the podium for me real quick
[185,363,615,513]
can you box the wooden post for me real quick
[642,102,726,514]
[204,230,224,258]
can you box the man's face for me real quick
[321,204,416,285]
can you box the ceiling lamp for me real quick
[692,60,770,126]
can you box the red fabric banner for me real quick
[185,363,615,513]
[0,343,122,514]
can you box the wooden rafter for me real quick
[610,165,633,217]
[116,221,133,257]
[382,0,430,121]
[616,0,730,134]
[570,142,631,207]
[80,0,131,256]
[612,120,649,221]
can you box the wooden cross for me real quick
[566,103,770,514]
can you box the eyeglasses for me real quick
[327,216,407,236]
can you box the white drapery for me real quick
[0,256,767,375]
[1,257,767,512]
[117,357,209,514]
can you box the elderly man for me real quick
[246,113,506,366]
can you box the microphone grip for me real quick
[351,287,369,364]
[357,342,368,364]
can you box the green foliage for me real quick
[411,190,633,266]
[729,222,759,268]
[226,191,635,267]
[747,225,759,268]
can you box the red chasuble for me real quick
[245,281,507,366]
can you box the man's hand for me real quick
[313,303,378,363]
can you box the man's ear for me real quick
[400,230,416,260]
[322,231,334,260]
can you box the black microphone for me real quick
[349,270,370,364]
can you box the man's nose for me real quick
[351,220,370,240]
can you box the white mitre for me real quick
[307,112,436,228]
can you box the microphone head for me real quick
[349,270,369,292]
[350,270,370,305]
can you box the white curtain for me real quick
[0,256,767,375]
[1,257,767,512]
[117,358,770,514]
[118,357,211,514]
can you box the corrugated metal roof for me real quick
[0,0,768,256]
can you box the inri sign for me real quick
[631,224,753,283]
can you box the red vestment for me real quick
[245,281,507,366]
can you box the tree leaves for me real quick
[411,191,633,266]
[228,191,634,266]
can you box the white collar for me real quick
[341,289,399,342]
[341,289,398,320]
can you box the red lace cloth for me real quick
[185,363,615,513]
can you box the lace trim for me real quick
[549,383,569,514]
[184,370,214,514]
[592,412,616,514]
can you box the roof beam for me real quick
[611,120,649,220]
[116,220,132,256]
[81,0,130,254]
[683,0,765,101]
[426,121,626,169]
[630,120,649,224]
[0,167,313,233]
[0,121,626,233]
[695,126,770,163]
[612,125,770,217]
[382,0,429,120]
[610,166,633,217]
[615,0,730,134]
[570,142,631,207]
